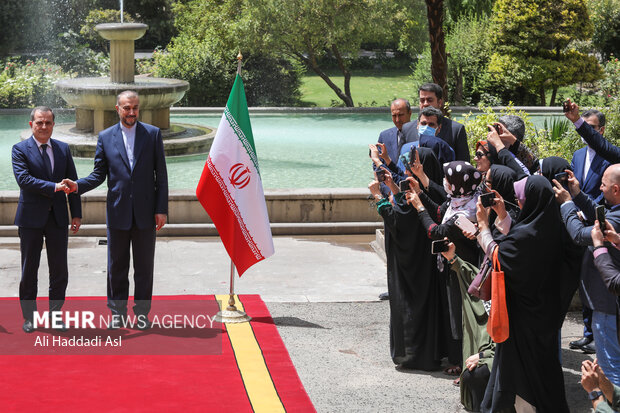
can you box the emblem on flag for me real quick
[229,163,251,189]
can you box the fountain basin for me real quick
[95,23,148,41]
[55,77,189,133]
[21,122,215,158]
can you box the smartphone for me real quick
[596,205,606,233]
[409,146,417,165]
[555,172,568,185]
[480,192,495,207]
[399,180,410,192]
[431,239,450,254]
[376,169,386,182]
[562,99,571,113]
[494,123,503,133]
[400,155,414,176]
[454,215,478,234]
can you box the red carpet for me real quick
[0,295,315,412]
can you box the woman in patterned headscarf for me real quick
[407,160,484,377]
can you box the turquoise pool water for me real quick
[0,112,564,190]
[1,112,396,190]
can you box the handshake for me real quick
[54,179,78,194]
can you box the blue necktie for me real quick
[40,144,53,177]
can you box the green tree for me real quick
[171,0,403,107]
[587,0,620,60]
[488,0,603,105]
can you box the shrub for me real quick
[460,104,581,161]
[0,58,67,108]
[154,36,301,107]
[48,30,109,77]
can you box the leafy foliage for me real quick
[488,0,604,105]
[587,0,620,60]
[153,37,301,107]
[0,58,67,108]
[80,9,135,53]
[48,30,109,76]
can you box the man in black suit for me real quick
[12,107,81,333]
[63,90,168,330]
[403,83,470,162]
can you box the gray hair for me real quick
[498,115,526,142]
[30,106,55,122]
[117,90,139,105]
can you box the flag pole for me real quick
[227,260,237,311]
[214,51,252,324]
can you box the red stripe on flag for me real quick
[197,162,265,276]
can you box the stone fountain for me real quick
[44,22,215,158]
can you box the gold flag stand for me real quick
[214,51,251,324]
[214,260,251,323]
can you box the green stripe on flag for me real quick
[225,74,260,175]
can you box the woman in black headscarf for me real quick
[539,156,571,182]
[368,147,448,370]
[483,165,520,239]
[538,156,584,326]
[476,175,569,412]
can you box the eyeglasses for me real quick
[475,151,487,158]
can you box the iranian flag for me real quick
[196,74,274,276]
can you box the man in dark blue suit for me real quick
[566,106,612,352]
[12,107,81,333]
[565,101,619,164]
[555,165,620,385]
[64,91,168,330]
[402,83,470,162]
[377,98,415,163]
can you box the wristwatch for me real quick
[589,390,604,401]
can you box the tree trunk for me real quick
[539,86,546,106]
[454,65,463,105]
[550,86,558,106]
[425,0,448,110]
[292,46,354,107]
[331,45,353,106]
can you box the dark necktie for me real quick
[40,143,53,177]
[397,130,406,154]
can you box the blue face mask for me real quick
[418,124,436,136]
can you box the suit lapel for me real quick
[113,124,131,171]
[132,122,146,168]
[50,139,65,181]
[27,136,50,179]
[585,154,605,189]
[574,148,586,184]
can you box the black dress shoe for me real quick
[582,342,597,354]
[135,316,152,331]
[570,336,593,349]
[108,316,124,330]
[54,321,68,332]
[23,319,35,333]
[379,292,389,300]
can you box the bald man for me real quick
[377,98,415,163]
[554,164,620,386]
